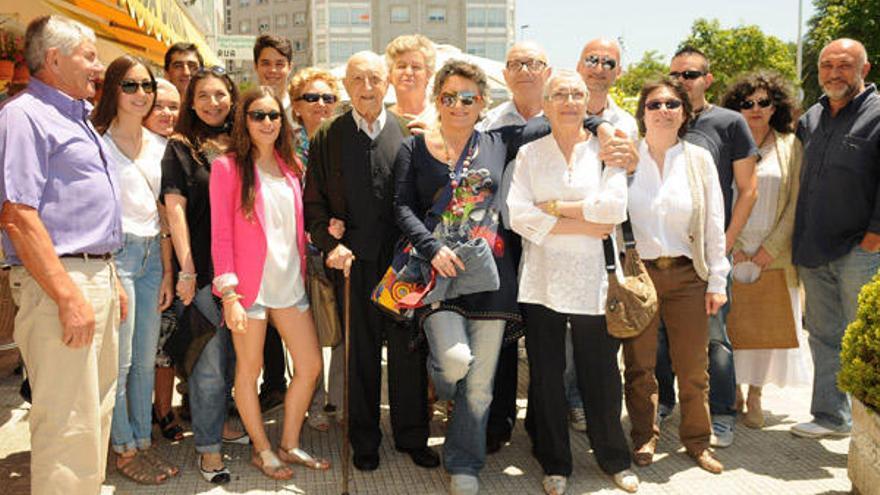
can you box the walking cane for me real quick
[341,274,351,495]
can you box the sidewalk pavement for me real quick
[0,356,852,495]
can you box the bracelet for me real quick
[160,233,172,240]
[178,271,196,281]
[547,200,560,218]
[222,293,242,304]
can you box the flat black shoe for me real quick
[353,452,380,471]
[396,446,440,468]
[486,436,504,455]
[259,389,286,414]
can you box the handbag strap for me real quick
[600,160,635,274]
[423,131,480,233]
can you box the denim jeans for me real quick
[562,324,583,409]
[799,244,880,431]
[111,234,163,453]
[424,312,505,476]
[190,284,231,453]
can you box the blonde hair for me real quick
[287,67,340,123]
[385,34,436,74]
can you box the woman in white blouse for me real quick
[508,71,638,495]
[622,78,729,474]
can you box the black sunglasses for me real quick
[645,99,683,111]
[247,110,283,122]
[119,80,156,94]
[439,91,481,108]
[297,92,337,104]
[668,70,705,80]
[740,98,772,110]
[196,65,227,77]
[583,55,617,71]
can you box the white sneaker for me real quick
[790,421,851,439]
[449,474,479,495]
[612,469,639,493]
[542,475,567,495]
[569,407,587,432]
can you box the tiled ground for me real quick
[0,353,853,495]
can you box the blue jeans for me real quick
[111,234,163,453]
[563,325,583,409]
[799,244,880,431]
[190,285,231,453]
[656,269,737,419]
[424,312,505,476]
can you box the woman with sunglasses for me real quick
[211,87,329,480]
[161,65,240,484]
[622,78,729,474]
[90,55,177,485]
[720,71,810,429]
[507,70,637,494]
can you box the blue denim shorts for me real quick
[246,293,309,320]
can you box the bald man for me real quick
[303,51,439,470]
[791,38,880,439]
[576,38,638,139]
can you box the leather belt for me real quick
[59,252,113,261]
[644,256,690,270]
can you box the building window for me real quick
[390,5,409,23]
[467,7,485,27]
[329,40,372,64]
[317,41,327,63]
[294,12,306,25]
[294,39,304,51]
[276,14,288,29]
[351,7,370,25]
[486,7,505,27]
[258,17,270,33]
[486,41,506,60]
[427,6,446,23]
[329,7,348,26]
[257,0,268,4]
[316,7,326,26]
[239,0,248,6]
[240,19,251,33]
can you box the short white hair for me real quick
[543,69,589,99]
[25,15,96,74]
[154,77,179,95]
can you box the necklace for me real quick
[755,129,774,163]
[438,129,475,188]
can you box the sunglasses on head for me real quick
[583,55,617,71]
[439,91,481,108]
[739,98,772,110]
[296,92,338,104]
[196,65,227,77]
[668,70,705,80]
[645,99,683,111]
[119,79,156,94]
[247,110,283,122]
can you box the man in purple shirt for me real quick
[0,15,126,495]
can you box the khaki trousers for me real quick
[623,262,711,455]
[10,259,119,495]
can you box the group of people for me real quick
[1,13,878,495]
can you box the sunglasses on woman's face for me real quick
[119,80,157,94]
[740,98,772,110]
[645,99,683,111]
[439,91,481,108]
[296,92,338,104]
[247,110,283,122]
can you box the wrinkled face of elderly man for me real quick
[46,38,103,100]
[503,42,550,104]
[818,38,871,102]
[343,51,389,121]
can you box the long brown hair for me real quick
[230,86,300,217]
[173,68,239,151]
[91,55,156,134]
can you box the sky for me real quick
[514,0,817,70]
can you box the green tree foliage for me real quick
[839,272,880,412]
[616,50,668,98]
[803,0,880,105]
[678,19,798,104]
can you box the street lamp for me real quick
[519,24,530,41]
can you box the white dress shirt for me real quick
[508,134,628,315]
[628,140,729,294]
[352,106,388,140]
[591,96,639,141]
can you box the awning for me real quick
[1,0,219,67]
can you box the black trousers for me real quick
[334,257,430,455]
[261,325,287,393]
[486,340,518,442]
[524,304,630,476]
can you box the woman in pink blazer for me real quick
[210,87,328,480]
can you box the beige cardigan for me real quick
[732,131,803,287]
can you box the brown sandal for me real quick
[139,448,179,477]
[251,449,294,480]
[277,446,331,470]
[117,452,167,485]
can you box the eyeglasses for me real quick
[645,99,683,111]
[668,70,705,80]
[247,110,283,122]
[296,92,338,104]
[119,80,157,94]
[196,65,227,77]
[170,60,201,72]
[739,98,772,110]
[547,90,587,103]
[506,59,547,72]
[583,55,617,71]
[439,91,482,108]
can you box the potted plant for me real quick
[0,31,24,81]
[839,272,880,495]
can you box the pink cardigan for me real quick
[210,151,307,308]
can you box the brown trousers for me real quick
[623,262,711,455]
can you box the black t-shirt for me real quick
[684,105,758,227]
[160,137,217,289]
